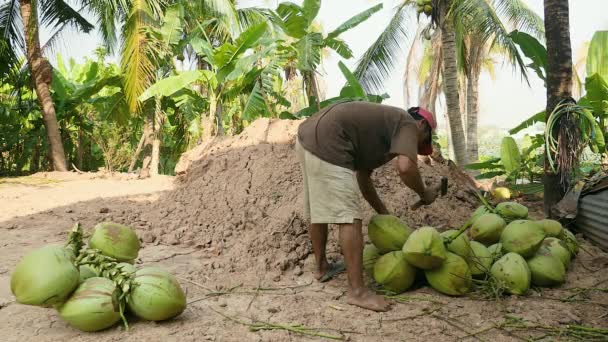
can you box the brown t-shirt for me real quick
[297,101,419,171]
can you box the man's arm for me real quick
[356,169,390,215]
[396,155,438,204]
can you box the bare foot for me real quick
[314,260,331,280]
[347,289,391,312]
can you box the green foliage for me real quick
[509,30,547,82]
[587,31,608,81]
[508,110,545,135]
[500,137,521,174]
[466,134,543,186]
[292,62,388,118]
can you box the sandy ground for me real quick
[1,118,608,342]
[1,173,607,342]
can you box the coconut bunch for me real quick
[10,222,186,332]
[416,0,433,16]
[365,204,580,298]
[466,202,580,295]
[366,215,471,296]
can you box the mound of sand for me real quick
[140,119,482,273]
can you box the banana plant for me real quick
[140,21,284,136]
[288,61,389,118]
[465,135,544,192]
[273,0,383,109]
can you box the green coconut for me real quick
[468,241,493,277]
[78,265,99,283]
[500,220,545,258]
[368,215,413,253]
[496,202,528,222]
[538,237,571,269]
[363,244,381,276]
[373,251,417,294]
[536,219,563,237]
[488,243,503,261]
[89,222,140,262]
[425,252,471,296]
[441,229,471,259]
[560,229,579,255]
[527,254,566,287]
[471,206,491,222]
[490,253,531,295]
[470,214,506,245]
[128,267,186,321]
[402,226,447,269]
[58,277,121,332]
[10,245,80,307]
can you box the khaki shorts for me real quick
[295,139,363,224]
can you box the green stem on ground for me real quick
[208,306,345,340]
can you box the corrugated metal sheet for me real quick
[576,189,608,251]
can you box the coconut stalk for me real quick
[75,249,137,329]
[498,315,608,341]
[208,306,346,340]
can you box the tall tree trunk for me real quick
[215,98,224,137]
[466,43,483,164]
[128,128,146,172]
[20,0,68,171]
[440,2,467,165]
[76,128,84,170]
[30,139,40,173]
[150,96,164,176]
[304,71,321,110]
[138,114,154,178]
[543,0,573,217]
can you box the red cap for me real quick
[416,107,436,156]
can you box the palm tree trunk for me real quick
[466,45,483,164]
[543,0,573,217]
[150,96,164,176]
[20,0,68,171]
[440,2,467,165]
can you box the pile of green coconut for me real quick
[10,222,186,332]
[365,201,579,296]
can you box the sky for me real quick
[42,0,608,131]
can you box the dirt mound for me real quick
[139,118,482,273]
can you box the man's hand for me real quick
[420,184,441,205]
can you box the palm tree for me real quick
[1,0,93,171]
[355,0,543,165]
[542,0,573,216]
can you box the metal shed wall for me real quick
[576,189,608,251]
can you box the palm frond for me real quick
[85,0,127,54]
[0,0,25,53]
[493,0,544,40]
[354,3,410,93]
[39,0,94,33]
[237,7,273,32]
[120,0,162,112]
[204,0,239,38]
[452,0,529,84]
